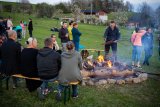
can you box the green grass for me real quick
[0,12,160,107]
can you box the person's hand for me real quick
[104,38,106,41]
[113,40,118,43]
[65,34,68,38]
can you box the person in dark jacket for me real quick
[142,28,154,65]
[104,21,120,62]
[37,38,61,99]
[0,30,21,88]
[28,18,33,37]
[72,23,82,51]
[59,22,69,51]
[21,37,42,92]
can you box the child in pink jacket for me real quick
[131,28,146,67]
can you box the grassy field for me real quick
[0,12,160,107]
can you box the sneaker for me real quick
[72,95,78,99]
[37,88,45,100]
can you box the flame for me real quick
[107,60,112,68]
[97,55,104,63]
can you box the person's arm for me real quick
[55,41,59,50]
[131,33,136,44]
[104,28,108,41]
[76,29,82,36]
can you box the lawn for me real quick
[0,12,160,107]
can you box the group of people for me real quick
[59,21,82,52]
[0,30,82,100]
[0,16,33,40]
[104,21,155,68]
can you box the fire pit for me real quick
[81,55,148,86]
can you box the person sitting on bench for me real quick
[56,41,82,100]
[21,37,42,92]
[37,38,61,99]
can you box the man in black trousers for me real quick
[0,30,21,88]
[28,18,33,37]
[104,21,120,62]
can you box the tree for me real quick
[125,1,133,12]
[155,6,160,27]
[20,0,33,15]
[71,4,84,21]
[139,2,154,27]
[35,3,54,18]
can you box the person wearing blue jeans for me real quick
[56,41,82,100]
[132,46,142,66]
[72,23,82,52]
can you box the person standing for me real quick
[103,21,120,62]
[28,18,33,37]
[57,41,82,99]
[21,37,42,92]
[72,23,82,51]
[0,30,21,88]
[131,28,146,67]
[7,17,13,30]
[59,22,69,51]
[68,21,74,41]
[20,21,26,39]
[142,28,154,66]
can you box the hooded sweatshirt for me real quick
[37,47,61,80]
[58,50,82,84]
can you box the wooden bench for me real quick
[1,74,79,104]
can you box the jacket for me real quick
[142,32,154,49]
[28,21,33,31]
[104,26,120,42]
[59,27,69,43]
[0,39,21,75]
[37,47,61,80]
[58,50,82,84]
[72,27,82,42]
[68,26,73,41]
[131,30,146,46]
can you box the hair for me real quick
[20,20,23,23]
[51,34,56,38]
[146,27,151,31]
[66,41,74,51]
[25,37,37,45]
[44,38,53,47]
[69,21,74,25]
[135,27,140,33]
[63,21,67,25]
[110,20,115,24]
[73,23,78,27]
[7,30,17,38]
[29,18,32,21]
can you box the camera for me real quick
[50,27,59,32]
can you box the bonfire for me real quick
[81,55,148,86]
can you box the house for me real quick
[81,10,108,24]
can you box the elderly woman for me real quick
[21,37,42,92]
[56,41,82,99]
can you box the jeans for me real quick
[144,47,153,64]
[58,84,78,97]
[132,46,142,62]
[105,43,117,61]
[29,30,32,37]
[73,41,79,51]
[40,78,57,92]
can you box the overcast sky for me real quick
[1,0,160,11]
